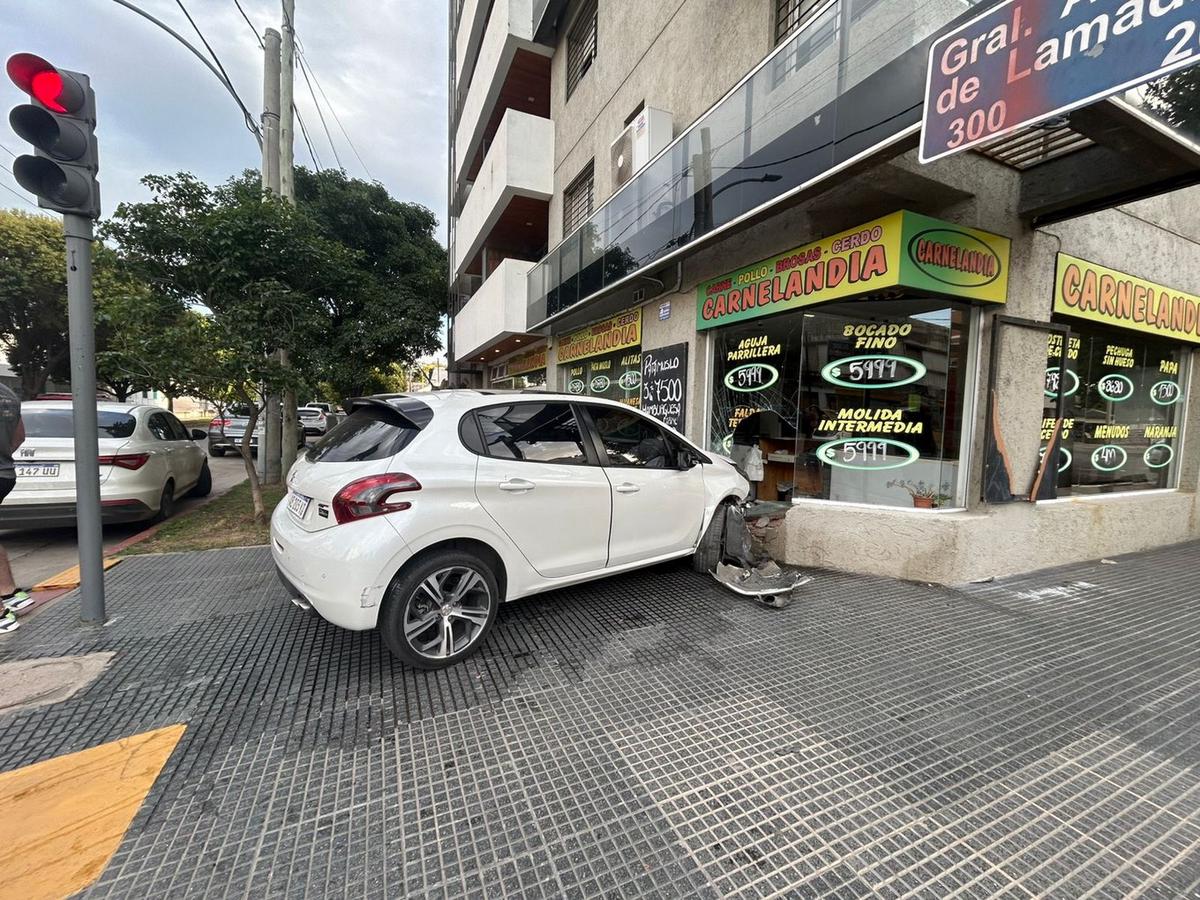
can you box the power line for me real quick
[295,105,322,170]
[226,0,319,170]
[0,179,40,211]
[231,0,264,48]
[110,0,261,144]
[296,43,373,180]
[0,141,15,158]
[296,51,343,171]
[174,0,242,113]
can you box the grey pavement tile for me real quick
[0,542,1196,898]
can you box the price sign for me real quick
[640,342,688,432]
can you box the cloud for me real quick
[0,0,447,238]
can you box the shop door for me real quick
[472,401,612,578]
[582,405,706,566]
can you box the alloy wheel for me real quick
[402,566,492,660]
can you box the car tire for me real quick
[692,500,732,573]
[379,550,499,670]
[155,481,176,523]
[190,461,212,498]
[209,447,225,457]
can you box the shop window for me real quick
[1043,324,1187,495]
[709,299,972,508]
[563,348,642,407]
[585,406,674,468]
[563,162,595,236]
[475,402,589,464]
[566,0,598,100]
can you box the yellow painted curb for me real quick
[32,557,121,592]
[0,723,186,900]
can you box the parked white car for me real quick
[0,401,211,529]
[297,405,330,436]
[271,391,748,668]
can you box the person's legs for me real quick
[0,477,29,625]
[0,542,15,596]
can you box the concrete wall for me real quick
[454,258,537,359]
[547,0,772,244]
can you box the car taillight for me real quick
[331,473,421,524]
[98,453,150,470]
[210,417,230,427]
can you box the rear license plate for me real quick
[287,491,311,519]
[15,463,59,477]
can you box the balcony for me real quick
[454,0,490,106]
[453,109,553,280]
[453,0,552,201]
[526,0,989,330]
[453,258,538,362]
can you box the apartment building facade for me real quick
[447,0,1200,583]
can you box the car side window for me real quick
[587,406,674,468]
[475,402,589,464]
[165,413,190,441]
[147,412,173,441]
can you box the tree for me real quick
[104,172,361,521]
[0,210,73,398]
[0,209,159,400]
[1144,70,1200,136]
[267,167,445,400]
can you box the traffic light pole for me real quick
[64,213,105,624]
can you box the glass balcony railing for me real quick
[527,0,983,328]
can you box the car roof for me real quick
[355,390,651,414]
[21,400,153,415]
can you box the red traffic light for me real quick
[6,53,84,114]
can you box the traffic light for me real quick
[6,53,99,218]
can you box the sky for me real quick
[0,0,448,240]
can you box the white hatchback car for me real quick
[0,401,211,529]
[271,391,748,668]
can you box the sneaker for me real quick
[0,612,18,633]
[2,590,32,613]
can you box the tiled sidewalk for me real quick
[0,543,1198,898]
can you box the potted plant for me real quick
[887,479,952,509]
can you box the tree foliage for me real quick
[103,172,364,519]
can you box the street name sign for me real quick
[920,0,1200,163]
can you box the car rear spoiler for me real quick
[345,396,433,430]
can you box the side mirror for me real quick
[191,428,207,441]
[677,448,698,469]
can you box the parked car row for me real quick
[271,391,749,669]
[207,407,307,457]
[0,401,212,529]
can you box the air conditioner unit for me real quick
[610,107,673,190]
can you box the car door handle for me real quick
[615,483,640,494]
[498,478,536,493]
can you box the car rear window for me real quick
[305,406,420,462]
[23,409,137,439]
[298,409,320,418]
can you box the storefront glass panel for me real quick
[562,349,642,407]
[1043,324,1187,495]
[710,298,972,508]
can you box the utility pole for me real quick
[279,0,299,477]
[261,28,283,484]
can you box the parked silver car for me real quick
[207,406,304,457]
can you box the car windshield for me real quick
[23,409,137,439]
